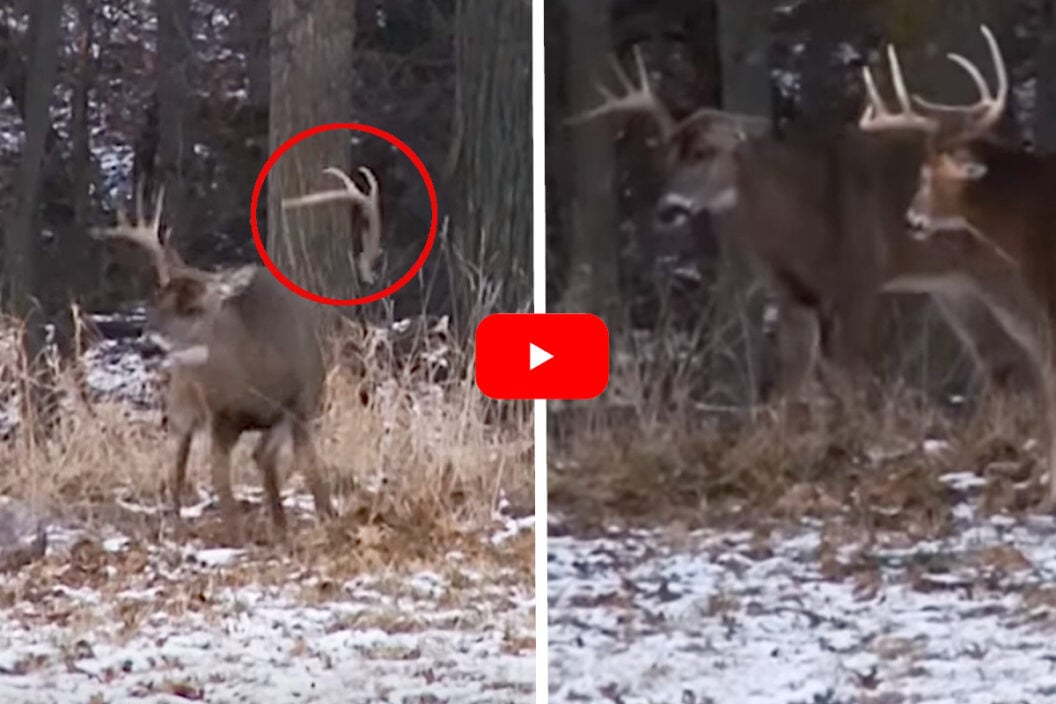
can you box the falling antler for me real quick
[89,182,174,286]
[282,166,382,285]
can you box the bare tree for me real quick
[1038,0,1056,152]
[555,0,618,318]
[268,0,360,300]
[157,0,193,255]
[2,0,62,434]
[709,0,774,404]
[450,0,532,330]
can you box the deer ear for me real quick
[211,265,256,301]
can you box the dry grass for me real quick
[0,311,533,571]
[550,375,1042,539]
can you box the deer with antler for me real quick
[567,26,1032,413]
[92,166,382,545]
[857,28,1056,507]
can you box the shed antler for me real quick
[89,182,173,286]
[859,25,1008,146]
[282,166,382,285]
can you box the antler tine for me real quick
[281,166,381,210]
[89,183,172,285]
[355,166,379,205]
[565,44,675,140]
[151,185,166,242]
[858,43,937,133]
[134,179,145,226]
[886,44,914,114]
[909,25,1007,141]
[859,64,889,123]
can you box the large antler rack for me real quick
[859,25,1008,147]
[565,46,677,141]
[89,182,174,286]
[567,45,770,142]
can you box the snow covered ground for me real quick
[0,508,534,704]
[0,316,535,703]
[549,474,1056,704]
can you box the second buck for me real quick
[859,29,1056,507]
[568,29,1029,408]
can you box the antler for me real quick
[859,43,938,133]
[565,45,676,141]
[859,25,1007,146]
[282,166,383,284]
[910,25,1008,144]
[89,182,172,286]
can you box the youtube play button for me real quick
[529,343,553,371]
[475,313,609,400]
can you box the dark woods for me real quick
[547,0,1056,413]
[0,0,530,429]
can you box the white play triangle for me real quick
[529,342,554,371]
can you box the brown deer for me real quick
[91,167,381,545]
[858,30,1056,506]
[567,28,1027,408]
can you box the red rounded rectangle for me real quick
[475,313,609,400]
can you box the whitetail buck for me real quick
[567,28,1028,406]
[91,167,381,545]
[857,29,1056,506]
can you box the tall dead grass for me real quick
[0,304,532,566]
[550,317,1043,539]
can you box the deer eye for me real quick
[680,142,710,163]
[158,279,207,317]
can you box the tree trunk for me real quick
[554,0,618,319]
[450,0,532,331]
[1037,0,1056,153]
[715,0,771,115]
[157,0,192,254]
[268,0,359,300]
[3,0,62,438]
[708,0,773,405]
[71,0,93,229]
[242,0,271,116]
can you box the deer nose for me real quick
[656,194,693,229]
[906,209,929,232]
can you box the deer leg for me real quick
[1042,370,1056,510]
[292,421,334,520]
[773,300,821,403]
[824,292,879,412]
[969,285,1056,510]
[253,422,288,539]
[170,430,193,521]
[209,418,242,546]
[932,290,1032,399]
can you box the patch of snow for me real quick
[550,502,1056,703]
[187,547,243,567]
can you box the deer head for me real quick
[282,166,383,285]
[90,184,256,368]
[857,25,1008,236]
[566,45,770,230]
